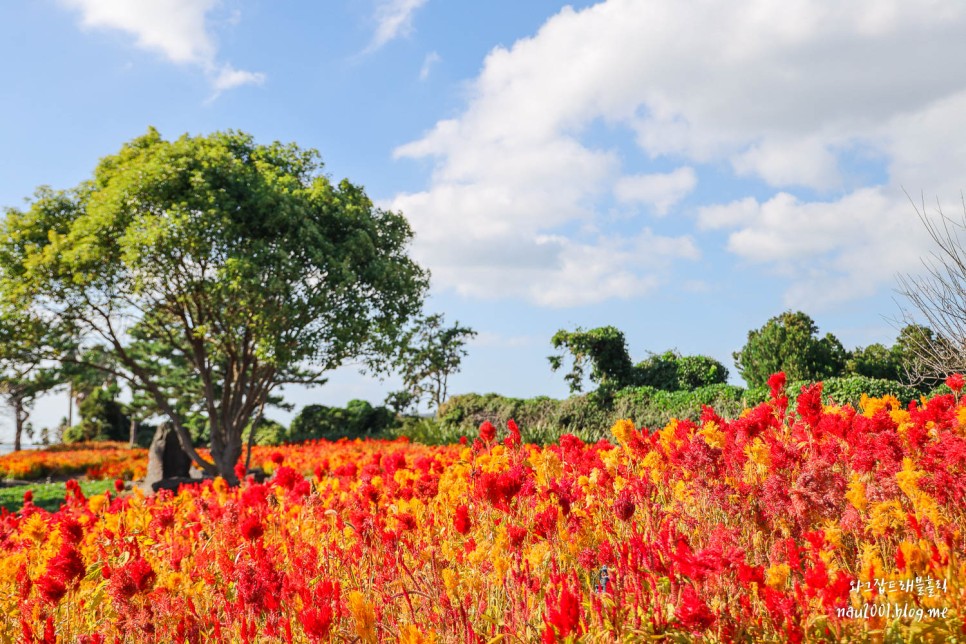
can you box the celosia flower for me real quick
[479,421,497,444]
[240,515,264,541]
[505,419,522,448]
[946,373,965,394]
[614,488,635,521]
[36,543,86,604]
[768,372,786,399]
[453,505,471,535]
[676,585,715,633]
[108,556,156,603]
[542,581,582,642]
[299,605,334,641]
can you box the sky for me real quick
[2,0,966,442]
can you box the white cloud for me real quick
[419,51,440,81]
[365,0,428,53]
[700,189,933,308]
[614,167,696,215]
[390,0,966,308]
[211,65,265,93]
[60,0,263,93]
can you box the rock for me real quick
[142,422,192,492]
[151,476,208,493]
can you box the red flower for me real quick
[543,580,582,642]
[114,478,125,493]
[676,585,715,632]
[796,382,824,428]
[768,372,787,399]
[272,466,301,491]
[614,489,635,521]
[36,544,86,604]
[946,373,965,394]
[108,557,155,603]
[240,516,264,541]
[454,505,471,535]
[479,421,496,443]
[299,606,334,641]
[505,419,522,448]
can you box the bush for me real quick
[742,375,920,408]
[388,417,468,445]
[289,400,397,442]
[242,418,288,446]
[612,384,746,431]
[437,384,747,443]
[65,387,130,443]
[632,351,729,391]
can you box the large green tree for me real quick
[549,326,634,394]
[0,129,428,481]
[386,313,476,413]
[634,350,729,391]
[733,311,847,388]
[0,315,61,451]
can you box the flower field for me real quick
[2,374,966,642]
[0,442,148,482]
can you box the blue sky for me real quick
[3,0,966,440]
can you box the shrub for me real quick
[632,351,729,391]
[437,384,747,443]
[289,400,397,442]
[743,375,920,407]
[242,418,288,446]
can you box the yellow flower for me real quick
[896,458,923,498]
[658,419,681,452]
[88,493,109,514]
[526,541,550,571]
[860,394,901,418]
[743,438,770,484]
[348,590,377,643]
[22,513,48,544]
[765,564,790,589]
[442,568,458,597]
[399,624,436,644]
[673,480,692,504]
[868,500,905,537]
[610,419,636,449]
[845,473,867,511]
[699,421,725,449]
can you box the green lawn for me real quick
[0,479,114,513]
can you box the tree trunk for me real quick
[129,417,138,448]
[13,396,27,452]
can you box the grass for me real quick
[0,479,114,513]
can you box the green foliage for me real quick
[387,416,469,445]
[437,384,747,444]
[845,343,902,381]
[733,311,847,388]
[0,310,63,450]
[633,350,729,391]
[893,323,947,391]
[0,128,428,481]
[241,418,287,447]
[612,384,746,430]
[742,375,920,408]
[386,314,476,413]
[549,326,634,393]
[0,479,113,513]
[75,386,130,442]
[289,400,397,442]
